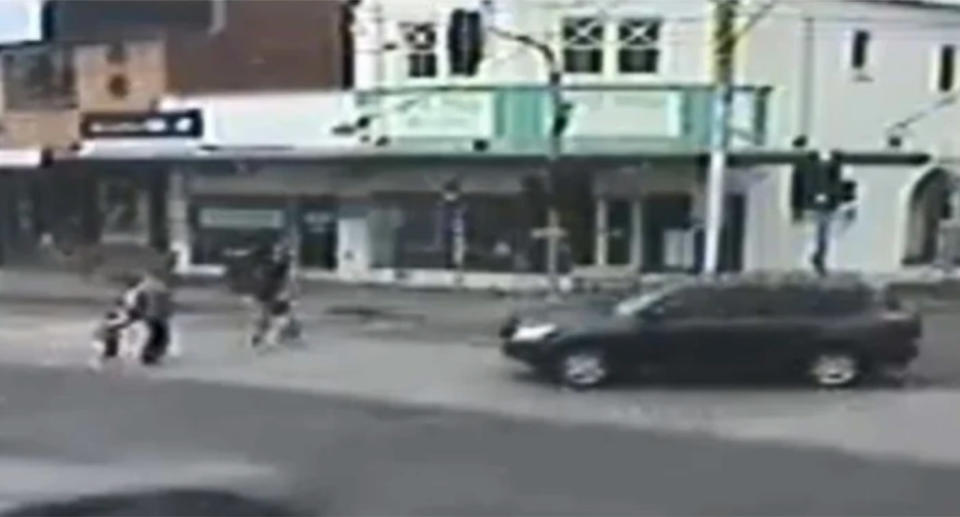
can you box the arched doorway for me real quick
[903,168,954,265]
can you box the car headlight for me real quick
[512,323,557,342]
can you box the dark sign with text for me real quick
[81,110,203,139]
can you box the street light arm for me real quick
[484,22,564,297]
[486,26,557,72]
[729,0,780,46]
[885,93,959,137]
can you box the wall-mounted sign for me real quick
[81,109,203,139]
[563,90,682,138]
[387,92,494,138]
[199,208,284,230]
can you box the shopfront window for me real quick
[369,192,539,273]
[188,198,286,265]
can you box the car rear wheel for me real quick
[557,349,610,389]
[807,352,861,388]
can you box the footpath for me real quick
[0,270,522,339]
[3,268,960,336]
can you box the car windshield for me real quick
[613,286,676,317]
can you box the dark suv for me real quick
[501,274,921,389]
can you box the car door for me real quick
[709,286,807,372]
[748,286,823,369]
[672,285,771,370]
[633,285,733,368]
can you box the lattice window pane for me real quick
[618,18,661,74]
[562,17,604,74]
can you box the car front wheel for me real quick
[807,351,861,388]
[557,348,611,389]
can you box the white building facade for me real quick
[738,0,960,273]
[350,0,960,277]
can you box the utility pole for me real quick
[545,67,564,297]
[702,0,780,274]
[484,25,567,298]
[703,0,738,274]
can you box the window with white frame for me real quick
[562,16,604,74]
[401,22,438,78]
[617,18,661,74]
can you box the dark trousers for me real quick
[101,329,121,359]
[141,319,170,365]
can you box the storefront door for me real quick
[298,199,338,270]
[606,199,633,266]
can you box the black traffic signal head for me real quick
[551,101,574,137]
[790,154,856,215]
[442,177,461,200]
[448,9,484,76]
[838,179,857,205]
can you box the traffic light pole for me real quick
[703,0,738,275]
[545,69,563,298]
[486,26,565,298]
[811,196,831,277]
[810,152,840,277]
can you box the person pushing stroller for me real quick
[91,269,173,367]
[248,240,301,348]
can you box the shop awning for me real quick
[51,147,933,169]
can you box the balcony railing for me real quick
[355,83,771,156]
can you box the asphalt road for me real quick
[4,299,960,515]
[5,365,960,516]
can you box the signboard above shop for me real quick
[80,110,203,139]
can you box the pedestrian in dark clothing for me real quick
[249,242,294,347]
[134,270,173,366]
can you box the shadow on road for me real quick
[504,365,945,394]
[2,489,304,517]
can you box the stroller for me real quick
[263,294,303,346]
[92,296,138,363]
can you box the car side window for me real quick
[814,286,872,315]
[717,286,769,318]
[657,286,725,319]
[761,286,818,317]
[758,285,872,317]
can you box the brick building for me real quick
[0,0,351,269]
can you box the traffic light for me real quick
[790,154,857,215]
[441,177,461,203]
[448,9,484,76]
[838,179,857,206]
[551,101,574,138]
[790,154,821,216]
[822,159,860,209]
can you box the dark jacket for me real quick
[254,257,290,302]
[134,277,173,321]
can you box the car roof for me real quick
[664,271,873,291]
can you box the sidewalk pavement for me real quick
[0,270,521,336]
[0,271,239,313]
[5,268,960,337]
